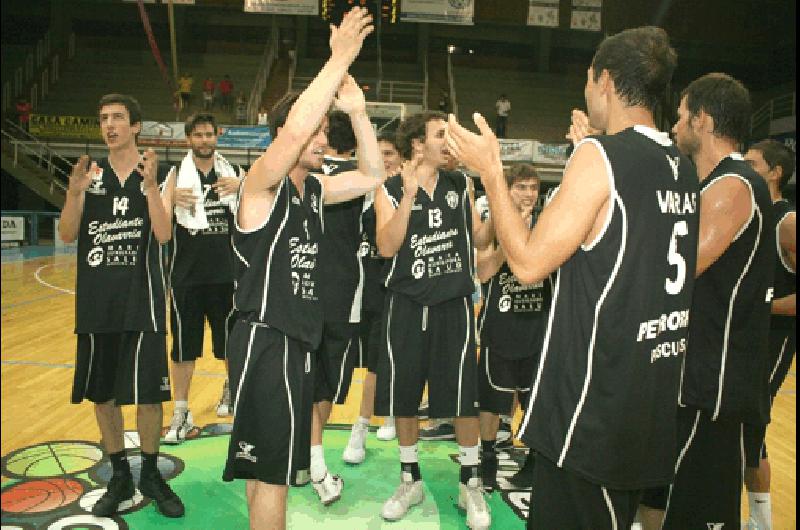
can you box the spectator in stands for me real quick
[202,76,215,111]
[438,90,450,114]
[16,98,32,132]
[495,94,511,138]
[178,73,194,110]
[257,106,269,126]
[219,75,234,111]
[235,92,247,125]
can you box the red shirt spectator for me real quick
[219,76,233,96]
[203,77,214,93]
[16,99,32,130]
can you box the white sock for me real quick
[748,492,772,529]
[458,444,480,467]
[399,444,419,464]
[174,400,188,412]
[356,416,370,427]
[310,445,327,482]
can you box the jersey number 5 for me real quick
[665,220,688,295]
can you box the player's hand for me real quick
[400,152,423,196]
[445,113,503,186]
[139,149,159,193]
[565,109,602,145]
[174,188,199,210]
[67,155,94,196]
[334,74,366,115]
[329,7,374,66]
[213,176,241,197]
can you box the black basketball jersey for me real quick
[232,175,325,350]
[318,156,364,322]
[169,165,240,287]
[359,198,388,314]
[679,154,777,425]
[382,170,475,306]
[478,218,552,360]
[519,126,700,489]
[75,157,169,334]
[770,199,796,330]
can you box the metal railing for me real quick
[447,52,458,118]
[423,53,429,110]
[246,20,279,125]
[751,93,796,137]
[287,49,298,95]
[1,127,70,194]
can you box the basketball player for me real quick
[59,94,184,518]
[310,110,363,503]
[162,113,243,445]
[342,131,405,463]
[742,139,796,530]
[475,163,551,492]
[221,8,381,530]
[639,73,776,530]
[373,110,495,528]
[447,26,699,529]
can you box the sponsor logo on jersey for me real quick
[706,524,725,530]
[411,259,426,279]
[235,441,258,463]
[291,271,300,295]
[310,193,319,213]
[498,294,512,313]
[446,190,459,209]
[87,246,104,267]
[87,167,106,195]
[160,377,170,391]
[666,155,681,180]
[292,196,301,205]
[358,241,371,258]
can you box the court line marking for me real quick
[34,264,75,295]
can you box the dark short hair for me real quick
[327,110,356,153]
[591,26,677,112]
[377,130,401,150]
[184,113,218,136]
[98,93,142,125]
[395,110,447,159]
[750,139,796,189]
[268,92,300,139]
[681,73,751,147]
[505,163,540,187]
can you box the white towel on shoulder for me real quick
[174,151,239,230]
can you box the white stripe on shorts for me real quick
[332,338,353,404]
[233,325,257,419]
[283,335,295,485]
[84,333,95,397]
[133,332,144,405]
[601,487,618,530]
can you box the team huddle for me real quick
[60,6,795,530]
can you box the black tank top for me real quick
[169,165,239,287]
[519,127,700,489]
[679,154,777,424]
[232,175,325,350]
[318,156,364,322]
[382,170,475,306]
[770,199,795,330]
[75,158,168,334]
[478,220,552,360]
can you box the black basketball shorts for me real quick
[527,453,643,530]
[655,406,744,530]
[313,321,360,405]
[375,292,479,419]
[359,309,383,374]
[223,319,313,486]
[478,344,535,415]
[169,283,235,362]
[71,332,171,406]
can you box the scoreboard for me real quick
[321,0,398,24]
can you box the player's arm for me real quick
[772,293,796,316]
[242,8,373,218]
[468,176,494,249]
[141,149,171,244]
[446,113,608,284]
[59,155,92,244]
[476,242,504,283]
[695,176,753,277]
[320,76,385,204]
[779,211,796,256]
[375,155,422,257]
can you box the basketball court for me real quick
[1,247,796,528]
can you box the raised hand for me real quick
[173,188,199,211]
[212,176,241,197]
[445,113,503,187]
[401,152,423,195]
[140,148,159,193]
[565,108,602,145]
[334,74,366,115]
[329,6,374,66]
[67,155,94,196]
